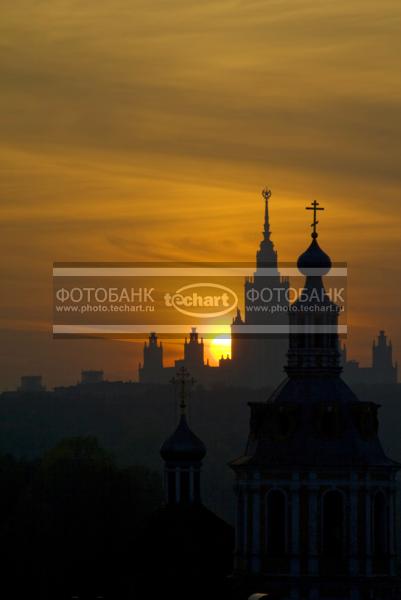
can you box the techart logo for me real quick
[164,283,238,319]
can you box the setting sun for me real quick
[208,336,231,363]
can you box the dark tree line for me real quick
[0,436,163,599]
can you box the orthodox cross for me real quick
[306,200,324,238]
[171,366,195,415]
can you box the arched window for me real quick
[322,490,344,557]
[373,491,387,556]
[266,489,287,555]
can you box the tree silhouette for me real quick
[0,437,162,599]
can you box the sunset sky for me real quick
[1,0,400,389]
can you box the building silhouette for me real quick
[138,327,232,386]
[80,369,104,384]
[138,194,398,392]
[138,366,234,599]
[138,332,164,382]
[230,204,400,600]
[230,188,289,389]
[139,190,289,389]
[160,366,207,505]
[342,330,398,385]
[181,326,205,375]
[18,375,45,392]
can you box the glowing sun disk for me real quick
[208,336,231,363]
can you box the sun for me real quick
[208,336,231,363]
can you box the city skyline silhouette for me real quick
[0,2,400,598]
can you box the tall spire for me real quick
[262,187,272,240]
[256,188,278,269]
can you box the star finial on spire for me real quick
[261,188,272,239]
[306,199,324,238]
[262,188,271,202]
[170,366,195,416]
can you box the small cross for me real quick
[170,366,195,415]
[306,200,324,238]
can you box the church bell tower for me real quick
[230,201,400,600]
[160,367,206,505]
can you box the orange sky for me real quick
[0,0,400,389]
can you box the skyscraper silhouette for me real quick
[138,332,164,383]
[342,330,398,385]
[230,189,289,389]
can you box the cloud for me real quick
[0,0,400,385]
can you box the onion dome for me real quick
[297,199,332,277]
[297,237,332,277]
[286,200,341,377]
[160,414,206,462]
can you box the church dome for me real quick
[160,415,206,462]
[297,237,331,276]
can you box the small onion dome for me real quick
[297,237,332,277]
[160,415,206,462]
